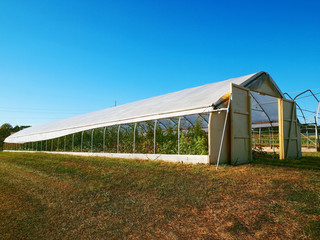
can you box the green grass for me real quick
[0,152,319,239]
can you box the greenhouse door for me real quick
[230,84,252,165]
[278,99,302,159]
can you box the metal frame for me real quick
[133,123,137,153]
[178,116,181,154]
[91,129,95,152]
[216,95,231,169]
[81,131,84,152]
[13,112,213,162]
[72,134,74,152]
[117,125,120,153]
[154,120,157,154]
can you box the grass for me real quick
[0,152,319,239]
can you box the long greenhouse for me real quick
[4,71,302,165]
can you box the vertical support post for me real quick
[133,123,137,153]
[316,103,320,150]
[314,117,318,151]
[278,99,285,160]
[259,128,261,146]
[81,131,84,152]
[72,134,74,152]
[315,116,319,151]
[57,138,59,151]
[216,95,232,169]
[178,116,181,155]
[103,127,106,153]
[46,140,48,151]
[154,120,157,154]
[64,135,66,152]
[306,125,309,148]
[117,125,120,153]
[272,127,275,149]
[91,129,95,152]
[51,139,53,151]
[269,128,271,148]
[32,142,34,151]
[41,141,42,151]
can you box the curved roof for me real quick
[5,71,283,143]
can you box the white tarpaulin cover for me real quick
[5,71,283,143]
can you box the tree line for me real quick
[0,124,30,150]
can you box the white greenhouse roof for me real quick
[5,71,284,143]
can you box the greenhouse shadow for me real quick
[253,152,320,170]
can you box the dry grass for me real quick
[0,151,319,239]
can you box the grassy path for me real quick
[0,152,319,239]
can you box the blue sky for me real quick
[1,0,319,126]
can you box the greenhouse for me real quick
[4,71,302,166]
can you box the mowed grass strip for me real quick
[0,152,319,239]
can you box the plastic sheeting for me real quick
[5,71,283,143]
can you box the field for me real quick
[0,152,319,239]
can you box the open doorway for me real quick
[250,91,279,156]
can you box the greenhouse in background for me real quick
[4,71,303,166]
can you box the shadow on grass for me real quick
[252,151,320,170]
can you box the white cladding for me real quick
[5,72,282,143]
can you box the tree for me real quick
[0,123,13,150]
[0,124,30,150]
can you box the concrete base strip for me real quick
[4,150,209,164]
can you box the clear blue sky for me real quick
[1,0,319,126]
